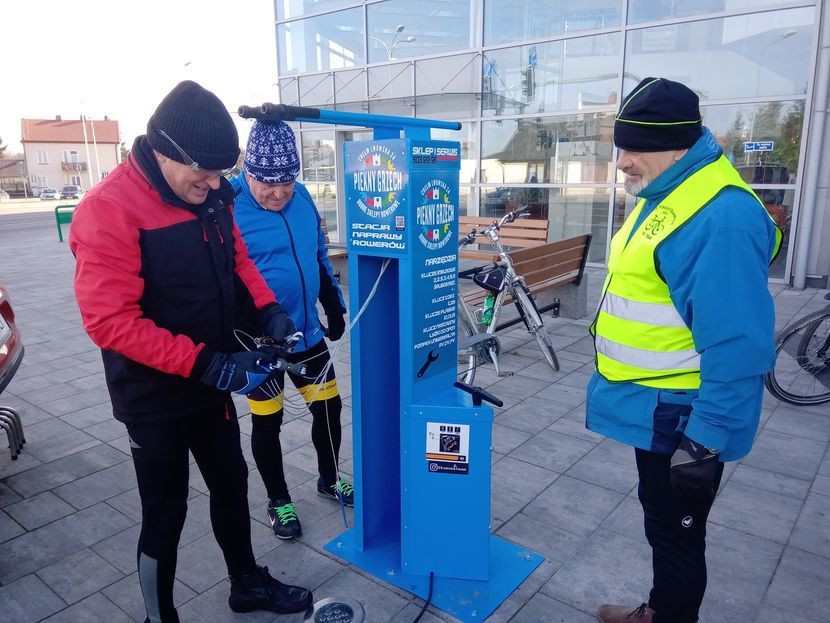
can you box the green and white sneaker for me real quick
[266,499,302,539]
[317,477,354,507]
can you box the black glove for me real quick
[198,350,275,395]
[325,312,346,341]
[260,303,296,346]
[670,435,720,498]
[317,260,346,341]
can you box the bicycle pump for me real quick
[238,104,543,622]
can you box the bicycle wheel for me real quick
[512,285,560,372]
[765,309,830,406]
[457,302,479,384]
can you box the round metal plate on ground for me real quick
[303,597,365,623]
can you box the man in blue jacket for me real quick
[588,78,781,623]
[232,120,352,540]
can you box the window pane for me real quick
[301,130,336,182]
[702,100,805,174]
[416,94,480,121]
[628,0,807,25]
[299,73,333,106]
[432,124,478,185]
[278,7,364,75]
[276,0,360,21]
[483,34,619,116]
[416,53,480,96]
[484,0,621,45]
[482,114,615,185]
[333,68,367,105]
[279,77,300,106]
[368,97,414,117]
[300,130,339,242]
[368,62,413,99]
[480,186,611,263]
[306,182,339,242]
[764,188,793,279]
[624,8,814,101]
[457,186,473,217]
[367,0,472,64]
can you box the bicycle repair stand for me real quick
[238,104,543,622]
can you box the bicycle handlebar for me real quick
[259,357,308,376]
[498,204,531,227]
[458,205,531,248]
[252,331,308,375]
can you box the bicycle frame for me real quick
[458,205,559,382]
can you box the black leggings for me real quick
[248,339,341,501]
[127,401,256,623]
[636,448,725,623]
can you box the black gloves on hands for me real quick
[317,259,346,341]
[325,313,346,341]
[199,350,275,395]
[670,435,721,498]
[261,303,296,347]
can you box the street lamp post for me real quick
[369,24,416,61]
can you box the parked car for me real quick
[40,188,61,200]
[60,185,84,199]
[0,282,24,394]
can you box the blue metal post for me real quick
[237,105,543,621]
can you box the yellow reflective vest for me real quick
[591,155,782,389]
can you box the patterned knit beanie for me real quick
[146,80,239,170]
[244,120,301,183]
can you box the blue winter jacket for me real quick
[586,128,779,461]
[231,175,346,353]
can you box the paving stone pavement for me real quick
[1,211,828,622]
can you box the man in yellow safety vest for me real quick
[587,77,781,623]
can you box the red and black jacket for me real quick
[70,138,276,422]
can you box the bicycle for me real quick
[457,205,559,385]
[764,292,830,406]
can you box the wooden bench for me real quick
[457,216,549,261]
[459,233,592,326]
[54,204,77,242]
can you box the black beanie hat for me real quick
[146,80,239,170]
[614,77,702,152]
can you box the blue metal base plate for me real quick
[324,530,543,622]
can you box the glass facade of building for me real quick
[275,0,819,280]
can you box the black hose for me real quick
[412,571,434,622]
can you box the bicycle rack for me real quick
[237,105,543,621]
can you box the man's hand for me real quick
[670,435,720,498]
[261,303,296,346]
[325,312,346,341]
[198,350,275,395]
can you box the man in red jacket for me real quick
[70,81,312,622]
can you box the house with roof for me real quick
[0,158,28,197]
[21,116,120,195]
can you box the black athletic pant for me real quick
[248,339,341,502]
[636,448,725,623]
[127,401,257,623]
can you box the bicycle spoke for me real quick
[766,313,830,406]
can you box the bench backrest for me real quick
[506,233,592,288]
[458,215,549,259]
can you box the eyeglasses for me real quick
[156,129,235,177]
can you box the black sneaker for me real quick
[228,565,312,614]
[267,499,302,540]
[317,476,354,507]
